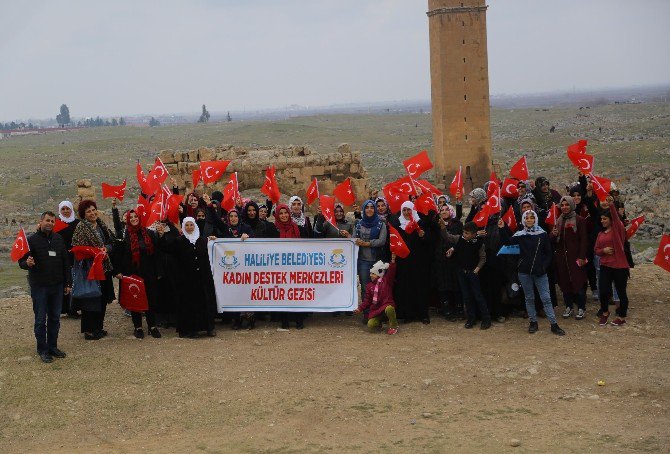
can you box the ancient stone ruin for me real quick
[158,143,369,204]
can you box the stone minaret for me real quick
[427,0,492,191]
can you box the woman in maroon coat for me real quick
[353,254,398,335]
[550,196,588,320]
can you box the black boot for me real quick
[528,321,539,334]
[551,323,566,336]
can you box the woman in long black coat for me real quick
[57,200,80,316]
[157,217,217,338]
[434,203,464,320]
[113,209,161,339]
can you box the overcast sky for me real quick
[1,0,669,121]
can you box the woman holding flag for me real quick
[57,200,80,317]
[113,209,162,339]
[71,200,117,340]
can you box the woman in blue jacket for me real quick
[500,210,565,336]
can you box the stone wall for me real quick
[157,143,369,205]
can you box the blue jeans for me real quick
[357,259,375,301]
[31,284,63,353]
[518,273,557,324]
[457,269,490,323]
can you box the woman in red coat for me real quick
[551,196,588,320]
[354,254,398,335]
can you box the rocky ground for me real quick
[0,263,668,453]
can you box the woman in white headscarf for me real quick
[288,196,313,238]
[58,200,80,316]
[156,217,217,338]
[390,201,432,324]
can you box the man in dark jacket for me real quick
[18,211,72,363]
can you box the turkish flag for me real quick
[146,158,169,193]
[449,166,464,199]
[485,188,501,214]
[119,275,149,312]
[473,204,491,228]
[101,179,127,201]
[653,233,670,273]
[145,194,165,226]
[306,177,320,205]
[383,183,407,214]
[70,246,106,280]
[403,150,433,178]
[590,174,612,202]
[333,178,356,206]
[136,195,150,226]
[501,205,517,232]
[136,162,152,195]
[626,215,645,240]
[53,218,69,233]
[414,192,437,215]
[165,194,184,225]
[415,179,442,196]
[567,140,588,155]
[388,224,410,259]
[567,148,595,174]
[319,195,336,226]
[544,202,559,226]
[486,170,499,199]
[501,177,520,198]
[509,156,529,181]
[261,166,281,203]
[200,160,231,184]
[192,169,202,188]
[221,172,240,211]
[11,228,30,262]
[404,219,420,234]
[391,175,417,196]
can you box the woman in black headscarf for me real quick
[243,200,278,238]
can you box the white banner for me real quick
[208,238,358,312]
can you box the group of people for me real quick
[18,171,634,363]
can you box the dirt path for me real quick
[1,264,668,453]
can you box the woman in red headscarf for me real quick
[113,210,161,339]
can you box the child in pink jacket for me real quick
[354,254,398,335]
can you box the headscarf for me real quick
[513,210,544,237]
[274,204,301,238]
[243,201,260,228]
[436,195,449,206]
[58,201,76,223]
[182,216,200,245]
[124,210,154,267]
[374,197,388,221]
[469,188,486,205]
[227,209,242,237]
[359,199,382,239]
[556,195,577,241]
[440,203,456,220]
[288,196,306,227]
[334,203,345,221]
[398,201,421,230]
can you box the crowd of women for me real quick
[52,170,634,340]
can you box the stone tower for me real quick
[427,0,492,190]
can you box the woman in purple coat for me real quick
[353,254,398,335]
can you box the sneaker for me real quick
[495,316,506,323]
[528,321,538,334]
[134,328,145,339]
[387,327,398,335]
[123,309,132,317]
[480,320,491,330]
[464,320,475,329]
[562,307,573,319]
[551,324,566,336]
[49,348,66,358]
[39,352,54,363]
[611,318,626,327]
[149,327,162,338]
[599,313,609,326]
[575,308,585,320]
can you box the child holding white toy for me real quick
[353,254,398,335]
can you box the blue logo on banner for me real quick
[220,250,240,269]
[329,248,346,268]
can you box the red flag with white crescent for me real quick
[261,166,281,203]
[590,174,612,202]
[485,187,501,215]
[501,205,517,232]
[101,179,127,201]
[222,172,240,212]
[567,140,588,155]
[501,177,520,198]
[136,161,152,195]
[486,170,499,199]
[449,166,464,199]
[473,204,491,228]
[509,156,529,181]
[567,148,595,174]
[382,183,406,214]
[333,178,356,206]
[388,224,410,259]
[414,192,437,215]
[544,202,559,226]
[192,169,202,188]
[165,193,184,226]
[653,233,670,273]
[119,275,149,311]
[626,215,645,240]
[70,246,106,280]
[146,158,168,194]
[415,178,442,196]
[200,160,231,185]
[53,218,69,233]
[145,193,165,226]
[11,228,30,262]
[403,150,433,178]
[390,175,417,196]
[306,177,320,205]
[319,195,336,227]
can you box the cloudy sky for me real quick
[1,0,669,120]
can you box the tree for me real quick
[119,117,126,126]
[111,118,118,126]
[226,111,232,122]
[149,117,160,127]
[198,104,210,123]
[56,104,71,126]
